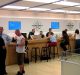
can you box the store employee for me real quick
[0,26,12,75]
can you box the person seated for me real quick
[60,30,69,57]
[46,28,54,37]
[39,31,45,38]
[47,33,57,47]
[74,29,80,53]
[28,29,35,40]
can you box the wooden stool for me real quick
[31,47,40,63]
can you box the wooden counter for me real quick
[6,37,75,65]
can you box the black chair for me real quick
[40,47,50,62]
[31,47,40,63]
[24,47,29,64]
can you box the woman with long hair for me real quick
[74,29,80,53]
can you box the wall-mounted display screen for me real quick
[51,22,59,29]
[8,21,21,30]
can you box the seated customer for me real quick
[60,30,69,56]
[74,29,80,53]
[28,29,35,39]
[46,28,53,37]
[48,33,57,47]
[39,31,45,38]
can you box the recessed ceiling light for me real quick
[50,9,80,14]
[23,0,60,3]
[28,8,50,11]
[53,1,80,6]
[2,5,29,10]
[50,9,65,12]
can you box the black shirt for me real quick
[46,32,53,37]
[0,37,5,49]
[28,32,34,39]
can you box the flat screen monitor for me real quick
[8,21,21,30]
[51,22,59,29]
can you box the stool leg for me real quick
[48,47,51,58]
[31,50,32,62]
[52,47,55,58]
[46,48,48,62]
[35,49,37,63]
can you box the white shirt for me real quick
[50,35,57,42]
[75,33,80,39]
[15,35,25,53]
[2,34,12,45]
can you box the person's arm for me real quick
[18,38,25,47]
[46,32,48,37]
[6,34,12,44]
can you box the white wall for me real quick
[0,17,80,37]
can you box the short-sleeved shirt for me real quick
[50,35,57,42]
[16,35,25,53]
[1,34,12,45]
[46,32,53,37]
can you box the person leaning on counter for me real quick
[0,26,12,75]
[39,31,45,38]
[46,28,54,37]
[28,28,35,39]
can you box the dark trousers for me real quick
[60,42,68,51]
[75,39,80,53]
[0,48,6,74]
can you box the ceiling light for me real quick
[68,11,80,14]
[50,9,80,14]
[50,9,66,12]
[28,8,50,11]
[23,0,60,3]
[2,5,29,10]
[54,1,80,6]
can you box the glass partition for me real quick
[61,52,80,75]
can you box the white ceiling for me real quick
[0,0,80,14]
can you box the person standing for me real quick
[0,26,12,75]
[14,30,25,75]
[0,37,6,75]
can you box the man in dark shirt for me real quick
[46,28,53,37]
[28,29,35,39]
[40,31,45,38]
[0,37,5,75]
[0,27,11,75]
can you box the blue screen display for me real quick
[51,22,59,29]
[8,21,21,30]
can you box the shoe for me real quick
[16,71,23,75]
[4,71,8,75]
[22,70,25,74]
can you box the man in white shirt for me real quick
[14,30,25,75]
